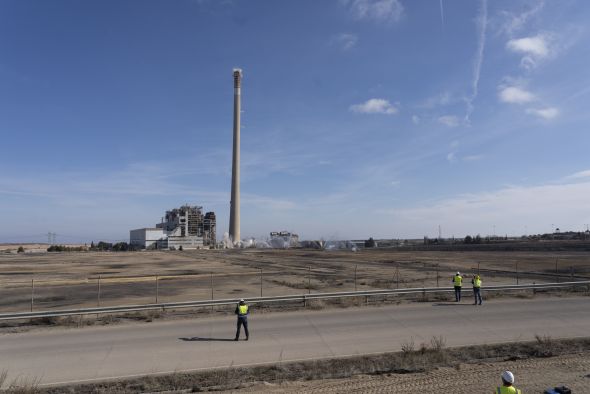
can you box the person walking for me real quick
[494,370,521,393]
[452,272,463,302]
[472,274,483,305]
[234,298,249,341]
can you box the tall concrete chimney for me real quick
[229,68,242,243]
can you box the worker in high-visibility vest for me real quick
[494,371,521,394]
[234,299,249,341]
[452,272,463,302]
[472,274,483,305]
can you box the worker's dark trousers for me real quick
[235,316,249,339]
[473,288,482,305]
[454,286,462,302]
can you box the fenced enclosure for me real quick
[1,255,589,315]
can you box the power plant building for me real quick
[130,205,216,249]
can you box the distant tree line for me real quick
[89,241,139,251]
[47,245,87,252]
[46,241,140,252]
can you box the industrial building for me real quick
[130,205,216,249]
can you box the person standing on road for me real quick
[452,272,462,302]
[234,298,249,341]
[472,274,483,305]
[494,370,521,393]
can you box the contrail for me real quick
[465,0,487,122]
[439,0,445,30]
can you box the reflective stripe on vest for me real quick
[238,305,248,315]
[454,275,462,286]
[474,278,481,288]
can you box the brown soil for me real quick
[232,354,590,393]
[1,248,589,314]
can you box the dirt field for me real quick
[1,248,589,313]
[229,353,590,393]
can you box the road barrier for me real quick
[1,281,588,321]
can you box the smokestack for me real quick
[229,68,242,243]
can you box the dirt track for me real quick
[229,353,590,393]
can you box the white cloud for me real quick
[331,33,358,50]
[567,170,590,179]
[497,2,544,37]
[506,34,553,69]
[412,115,420,124]
[419,91,453,109]
[498,86,536,104]
[446,152,457,162]
[526,107,559,120]
[343,0,404,23]
[380,179,590,237]
[350,98,398,114]
[390,180,401,186]
[438,115,460,127]
[507,35,549,57]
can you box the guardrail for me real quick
[1,281,588,321]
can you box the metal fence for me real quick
[1,281,589,321]
[1,261,588,316]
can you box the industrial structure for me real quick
[130,205,216,249]
[229,68,242,244]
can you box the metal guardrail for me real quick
[0,281,588,321]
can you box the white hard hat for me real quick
[456,272,460,275]
[501,371,514,384]
[239,299,245,302]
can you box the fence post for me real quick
[155,276,159,304]
[570,266,574,281]
[260,268,263,297]
[396,263,400,289]
[30,279,34,312]
[516,262,519,285]
[555,258,559,282]
[354,265,357,292]
[308,266,311,294]
[97,275,101,307]
[210,272,214,300]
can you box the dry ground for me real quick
[229,354,590,393]
[1,248,589,313]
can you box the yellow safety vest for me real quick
[474,278,481,288]
[238,304,248,315]
[454,275,462,287]
[495,386,521,394]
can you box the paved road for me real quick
[1,297,588,387]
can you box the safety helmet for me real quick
[239,298,245,303]
[456,272,461,275]
[501,370,514,384]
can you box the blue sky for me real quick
[1,0,590,243]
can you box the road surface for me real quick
[1,296,588,387]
